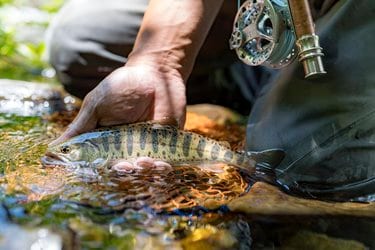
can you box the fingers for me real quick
[165,110,186,129]
[48,129,75,147]
[134,157,155,168]
[153,160,172,170]
[112,161,142,174]
[134,157,172,170]
[112,157,172,175]
[49,94,98,146]
[152,117,179,127]
[178,109,186,129]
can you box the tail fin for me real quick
[247,149,285,183]
[248,149,285,170]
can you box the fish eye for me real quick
[60,145,71,154]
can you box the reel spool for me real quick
[229,0,296,69]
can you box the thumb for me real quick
[49,105,98,147]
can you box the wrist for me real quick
[126,48,190,82]
[125,0,224,82]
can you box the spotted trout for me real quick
[43,122,284,172]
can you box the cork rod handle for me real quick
[288,0,315,37]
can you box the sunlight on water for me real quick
[1,112,373,249]
[0,113,253,249]
[58,164,249,212]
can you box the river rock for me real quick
[228,182,375,217]
[186,103,244,125]
[281,230,368,250]
[0,79,79,116]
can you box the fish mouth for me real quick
[41,152,69,167]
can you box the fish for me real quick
[42,122,284,173]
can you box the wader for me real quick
[246,0,375,200]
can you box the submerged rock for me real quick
[181,225,237,250]
[0,226,64,250]
[281,230,368,250]
[0,205,70,250]
[0,203,10,223]
[228,182,375,217]
[0,79,79,116]
[186,104,245,125]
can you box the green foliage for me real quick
[1,0,64,10]
[0,114,42,131]
[0,27,17,57]
[0,0,64,81]
[41,0,64,13]
[0,27,47,81]
[0,0,12,7]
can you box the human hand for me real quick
[51,65,186,145]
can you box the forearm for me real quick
[127,0,224,81]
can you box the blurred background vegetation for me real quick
[0,0,64,82]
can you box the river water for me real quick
[0,96,374,249]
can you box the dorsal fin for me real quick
[247,149,285,170]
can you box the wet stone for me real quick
[181,225,237,250]
[281,230,368,250]
[0,223,72,250]
[228,182,375,217]
[0,79,80,116]
[186,104,244,125]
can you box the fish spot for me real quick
[152,129,158,153]
[236,153,245,166]
[137,152,140,157]
[102,135,110,153]
[224,150,233,162]
[127,127,133,156]
[169,129,178,154]
[197,138,206,157]
[161,129,167,138]
[211,144,220,160]
[183,133,192,157]
[140,127,147,150]
[114,129,121,151]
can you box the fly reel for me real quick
[229,0,296,69]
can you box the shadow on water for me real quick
[0,111,374,249]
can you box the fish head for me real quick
[43,137,101,166]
